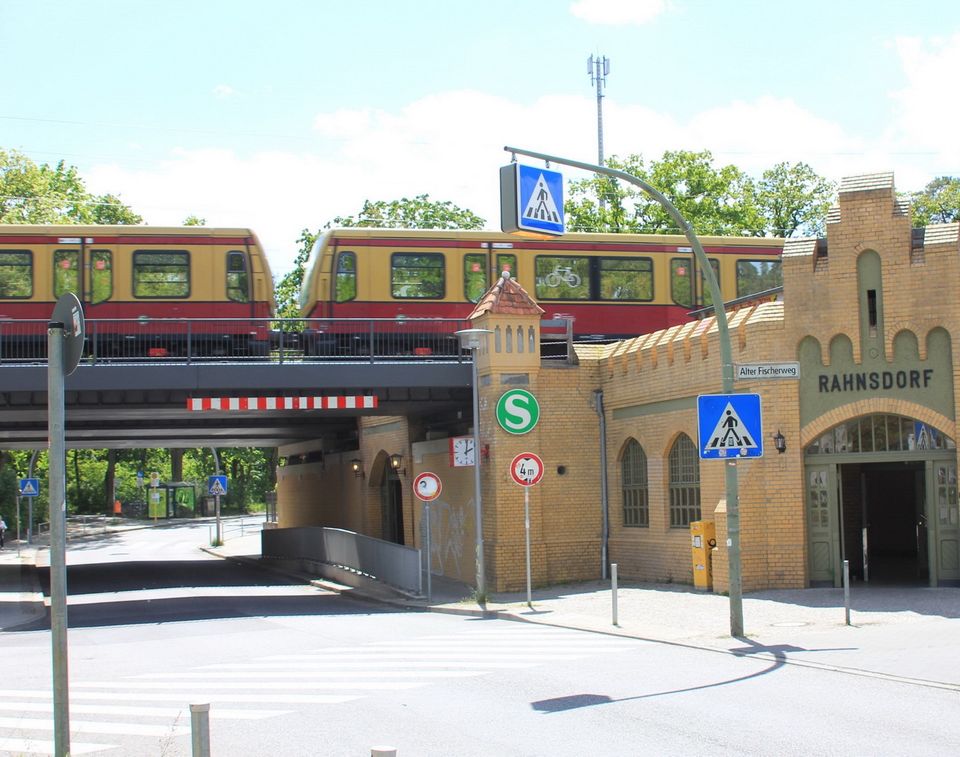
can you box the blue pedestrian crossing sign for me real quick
[500,162,565,236]
[208,475,228,497]
[697,394,763,459]
[18,478,40,497]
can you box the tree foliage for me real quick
[909,176,960,226]
[273,228,318,318]
[0,148,142,224]
[329,193,485,230]
[565,150,834,238]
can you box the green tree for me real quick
[182,214,207,226]
[756,162,835,237]
[565,151,834,238]
[330,193,485,230]
[274,228,317,318]
[566,151,763,236]
[909,176,960,226]
[0,148,142,224]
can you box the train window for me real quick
[496,253,517,279]
[226,251,249,303]
[90,250,112,304]
[0,250,32,298]
[335,251,356,303]
[133,251,190,298]
[535,256,589,300]
[736,259,782,297]
[464,253,486,303]
[671,257,719,308]
[599,257,653,301]
[53,250,80,298]
[391,253,444,299]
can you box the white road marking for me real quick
[0,737,111,755]
[0,715,188,737]
[0,700,289,719]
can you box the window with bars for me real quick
[668,433,701,527]
[621,439,648,527]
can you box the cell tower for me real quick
[587,54,610,167]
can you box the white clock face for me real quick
[452,437,475,466]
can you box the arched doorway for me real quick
[805,413,959,587]
[379,468,404,545]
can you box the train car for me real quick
[0,225,274,358]
[298,228,783,353]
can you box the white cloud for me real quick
[884,32,960,186]
[212,84,236,99]
[570,0,667,26]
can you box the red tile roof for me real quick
[468,272,545,320]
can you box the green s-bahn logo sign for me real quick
[496,389,540,435]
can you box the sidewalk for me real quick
[211,533,960,691]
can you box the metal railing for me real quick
[261,526,422,595]
[0,316,576,364]
[0,317,470,365]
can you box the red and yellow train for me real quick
[0,225,274,357]
[298,228,784,352]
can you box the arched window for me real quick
[621,439,648,527]
[668,433,700,527]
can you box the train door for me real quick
[52,239,116,318]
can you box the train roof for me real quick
[0,224,261,238]
[316,227,785,249]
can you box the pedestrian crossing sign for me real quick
[19,477,40,497]
[697,394,763,459]
[500,162,565,236]
[208,475,228,496]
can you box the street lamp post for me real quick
[503,146,745,637]
[456,328,492,599]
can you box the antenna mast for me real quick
[588,54,610,210]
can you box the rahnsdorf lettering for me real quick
[818,368,934,392]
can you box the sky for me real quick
[3,0,959,276]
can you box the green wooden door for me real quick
[931,460,960,583]
[807,464,841,586]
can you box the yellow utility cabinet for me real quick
[690,520,717,591]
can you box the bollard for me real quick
[843,559,851,626]
[371,747,397,756]
[190,702,211,757]
[611,563,618,626]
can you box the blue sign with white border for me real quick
[19,478,40,497]
[697,394,763,459]
[501,163,565,235]
[208,475,228,496]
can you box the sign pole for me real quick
[504,146,743,637]
[524,486,532,608]
[47,319,71,757]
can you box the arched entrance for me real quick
[379,468,404,545]
[805,413,960,587]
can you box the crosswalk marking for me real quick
[0,689,361,705]
[0,623,643,755]
[136,670,487,679]
[202,661,539,670]
[0,701,289,720]
[0,737,110,755]
[0,715,188,737]
[73,680,427,691]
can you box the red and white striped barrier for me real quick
[187,396,378,411]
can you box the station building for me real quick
[276,173,960,593]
